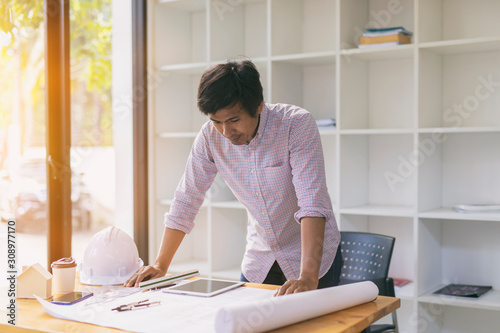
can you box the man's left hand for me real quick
[274,277,318,296]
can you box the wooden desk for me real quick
[2,283,399,333]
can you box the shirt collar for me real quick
[250,103,268,145]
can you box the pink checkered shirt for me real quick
[165,103,340,283]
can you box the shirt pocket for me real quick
[259,164,294,202]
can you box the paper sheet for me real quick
[36,286,275,333]
[214,281,379,333]
[36,281,378,333]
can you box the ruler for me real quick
[139,269,199,290]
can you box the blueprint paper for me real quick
[36,281,378,333]
[214,281,379,333]
[36,286,275,333]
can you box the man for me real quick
[125,59,341,295]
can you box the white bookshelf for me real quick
[147,1,500,332]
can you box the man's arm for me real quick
[275,216,325,296]
[124,227,185,287]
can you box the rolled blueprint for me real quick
[214,280,378,333]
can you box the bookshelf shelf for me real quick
[339,45,414,61]
[418,208,500,223]
[158,132,198,139]
[418,288,500,312]
[340,205,414,218]
[148,1,500,332]
[418,127,500,134]
[419,37,500,55]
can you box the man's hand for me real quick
[274,277,318,296]
[124,265,165,287]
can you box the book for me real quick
[358,42,407,49]
[363,26,413,37]
[360,33,411,45]
[393,278,412,288]
[453,203,500,213]
[433,284,492,298]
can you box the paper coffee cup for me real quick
[51,257,77,295]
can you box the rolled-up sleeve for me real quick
[288,111,334,224]
[164,128,218,234]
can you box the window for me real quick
[0,0,134,279]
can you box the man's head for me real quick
[197,59,264,145]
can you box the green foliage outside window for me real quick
[0,0,113,150]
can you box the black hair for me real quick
[197,59,264,118]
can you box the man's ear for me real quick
[256,102,264,116]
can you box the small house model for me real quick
[17,263,53,299]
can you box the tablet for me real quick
[162,278,244,297]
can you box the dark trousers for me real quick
[240,244,343,288]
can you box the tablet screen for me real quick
[162,278,244,297]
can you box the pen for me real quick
[112,299,161,312]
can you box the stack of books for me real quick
[316,118,336,129]
[358,26,412,49]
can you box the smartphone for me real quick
[50,291,93,305]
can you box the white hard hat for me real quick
[79,226,143,285]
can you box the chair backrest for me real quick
[339,231,395,283]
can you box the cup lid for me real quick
[51,257,77,268]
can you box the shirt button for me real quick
[255,192,259,197]
[250,169,255,174]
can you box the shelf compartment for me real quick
[211,267,243,281]
[169,259,210,277]
[155,137,195,200]
[396,283,415,300]
[339,215,415,285]
[418,49,500,128]
[154,72,208,133]
[271,0,336,56]
[417,299,500,333]
[340,134,415,208]
[418,0,500,44]
[419,287,500,312]
[418,132,500,211]
[271,59,336,121]
[418,219,500,298]
[154,0,206,65]
[339,0,415,50]
[163,206,210,276]
[340,205,414,217]
[320,135,337,206]
[339,56,414,130]
[210,207,248,273]
[210,0,267,61]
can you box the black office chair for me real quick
[339,231,398,333]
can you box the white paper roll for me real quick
[214,280,379,333]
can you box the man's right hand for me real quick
[124,265,166,287]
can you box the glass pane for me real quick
[0,1,48,282]
[0,1,132,287]
[70,0,115,266]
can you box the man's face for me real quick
[209,102,263,145]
